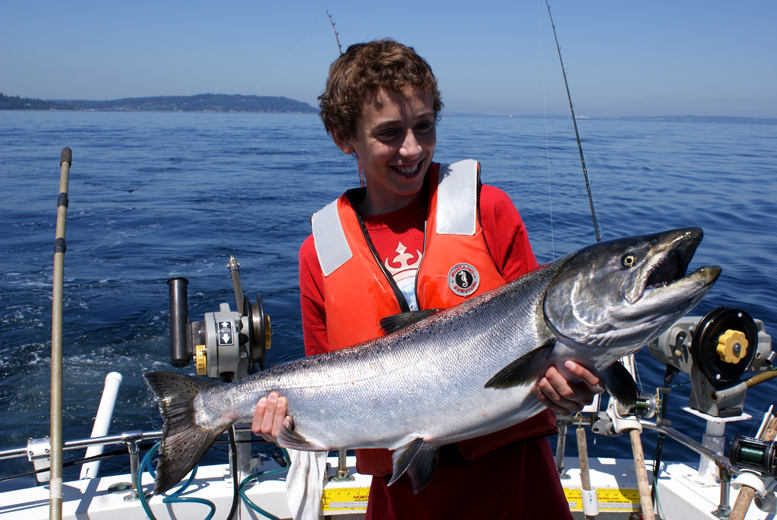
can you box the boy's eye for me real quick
[416,120,435,132]
[377,128,400,140]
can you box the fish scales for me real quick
[207,265,552,449]
[146,227,720,494]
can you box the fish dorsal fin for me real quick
[484,339,556,389]
[388,437,438,493]
[379,310,439,334]
[601,361,639,408]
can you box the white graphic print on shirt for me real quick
[383,241,422,311]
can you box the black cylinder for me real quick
[168,277,191,367]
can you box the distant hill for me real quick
[614,114,777,125]
[0,93,317,113]
[0,93,72,110]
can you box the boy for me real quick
[253,39,599,519]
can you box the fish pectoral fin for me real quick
[276,419,327,451]
[601,361,639,408]
[484,339,556,389]
[388,437,438,492]
[379,310,440,334]
[406,445,439,493]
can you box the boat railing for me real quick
[0,430,163,462]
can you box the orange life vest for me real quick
[311,159,555,475]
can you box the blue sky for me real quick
[2,1,775,117]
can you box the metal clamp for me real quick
[26,437,51,483]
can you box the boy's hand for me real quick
[251,391,291,442]
[533,361,602,417]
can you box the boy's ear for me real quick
[331,131,355,155]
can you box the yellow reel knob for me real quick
[195,345,207,375]
[716,329,748,364]
[264,315,272,350]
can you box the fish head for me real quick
[543,227,720,357]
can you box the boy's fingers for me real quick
[563,361,601,387]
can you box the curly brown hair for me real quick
[318,39,443,141]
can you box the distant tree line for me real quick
[0,93,71,110]
[0,92,317,113]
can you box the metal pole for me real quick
[554,421,568,476]
[227,256,244,313]
[50,147,71,520]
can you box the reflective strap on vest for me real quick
[311,198,352,276]
[436,159,478,236]
[312,159,479,276]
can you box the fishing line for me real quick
[544,0,601,242]
[253,12,326,94]
[536,0,556,259]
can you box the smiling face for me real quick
[333,87,437,216]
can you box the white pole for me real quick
[79,372,123,479]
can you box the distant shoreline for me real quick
[0,93,317,114]
[445,112,777,126]
[2,93,774,125]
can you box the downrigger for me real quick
[166,255,271,382]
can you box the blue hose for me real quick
[238,449,291,520]
[136,443,291,520]
[137,442,215,520]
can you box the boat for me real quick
[2,303,776,519]
[3,139,777,520]
[2,200,776,518]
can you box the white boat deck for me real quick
[2,454,773,520]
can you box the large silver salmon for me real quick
[146,228,720,494]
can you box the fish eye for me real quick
[622,254,637,268]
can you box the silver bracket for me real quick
[26,437,51,483]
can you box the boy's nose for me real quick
[399,130,422,157]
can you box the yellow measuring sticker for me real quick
[320,486,370,512]
[564,487,641,512]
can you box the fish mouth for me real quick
[642,228,700,294]
[645,241,694,289]
[629,227,720,307]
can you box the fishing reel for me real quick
[167,256,271,381]
[648,307,773,417]
[731,435,777,477]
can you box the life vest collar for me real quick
[435,159,479,236]
[312,159,480,277]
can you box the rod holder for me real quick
[168,277,191,367]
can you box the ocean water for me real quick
[1,110,776,482]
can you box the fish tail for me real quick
[144,371,230,495]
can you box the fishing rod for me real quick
[326,10,343,55]
[542,6,657,518]
[545,0,601,243]
[50,147,71,520]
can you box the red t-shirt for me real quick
[296,183,572,520]
[298,184,539,355]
